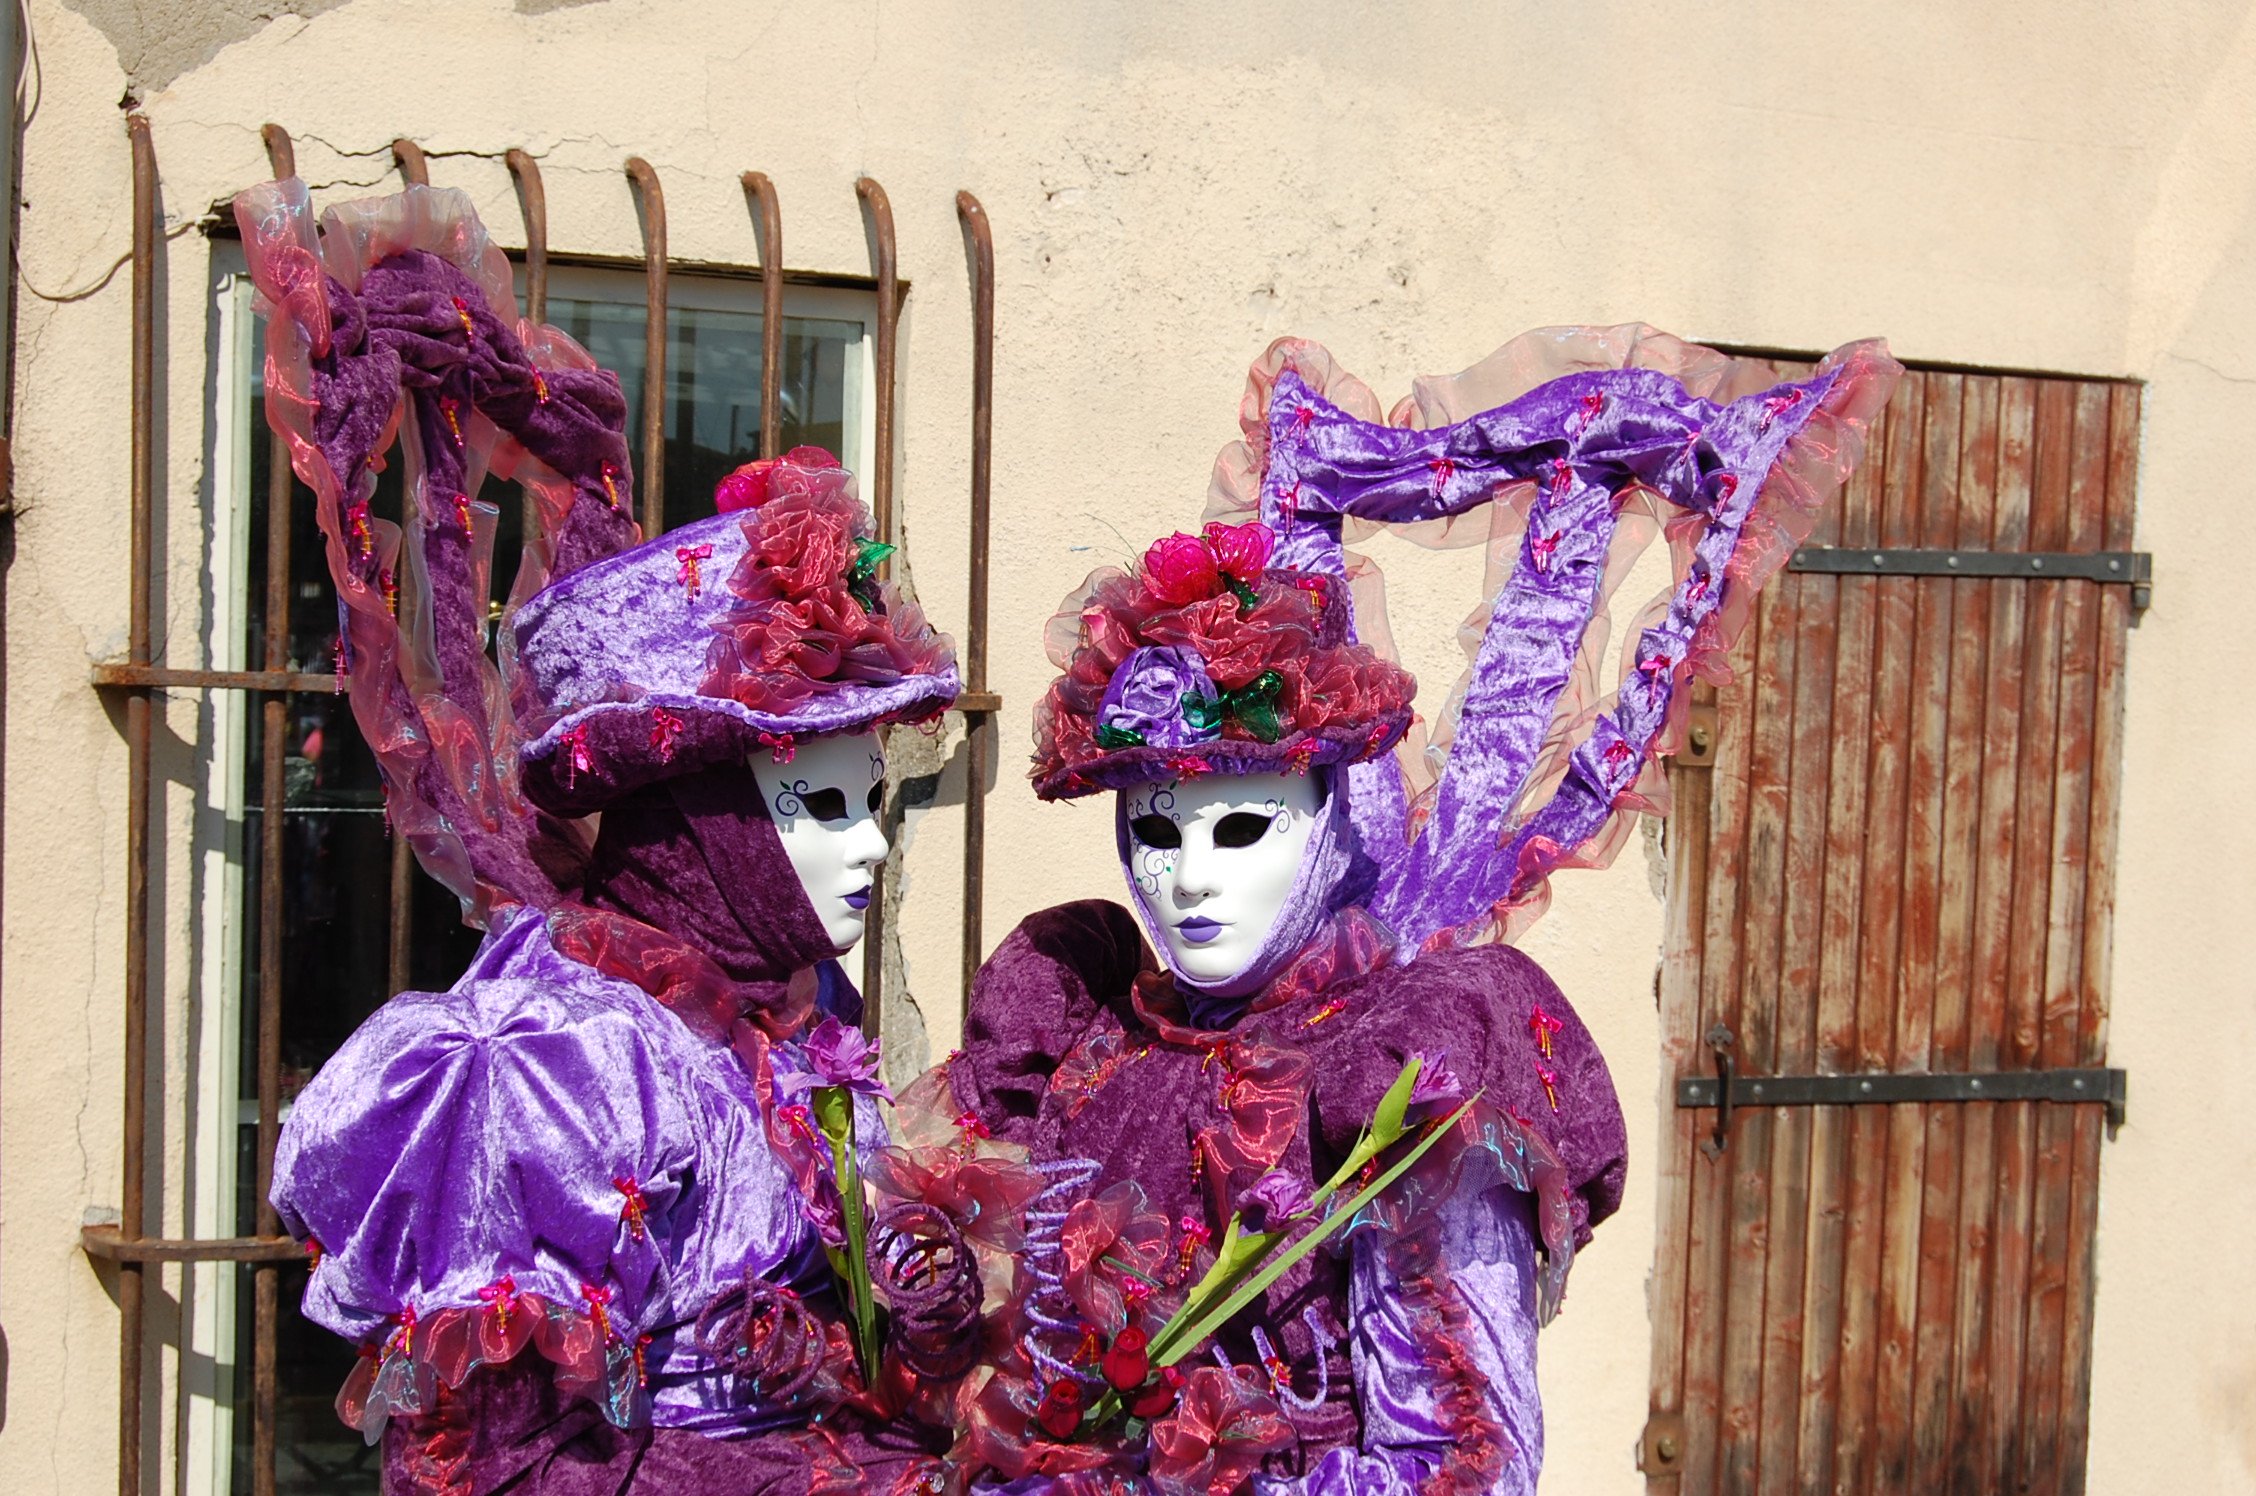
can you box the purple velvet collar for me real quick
[580,762,840,986]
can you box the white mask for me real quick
[1121,771,1323,985]
[750,729,891,949]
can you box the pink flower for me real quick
[755,494,857,596]
[1200,520,1276,583]
[714,446,841,513]
[1142,532,1222,605]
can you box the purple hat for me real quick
[515,451,960,816]
[1030,519,1418,799]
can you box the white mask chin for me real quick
[750,729,890,950]
[1121,771,1322,986]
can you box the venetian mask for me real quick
[751,729,890,949]
[1121,770,1323,985]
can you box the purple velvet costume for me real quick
[953,902,1610,1495]
[966,331,1899,1495]
[236,180,963,1496]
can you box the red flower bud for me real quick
[1036,1378,1084,1439]
[1128,1364,1185,1419]
[1101,1325,1151,1390]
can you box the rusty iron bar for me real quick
[625,157,667,536]
[120,109,156,1496]
[93,662,337,693]
[956,191,994,998]
[506,148,549,323]
[506,148,550,617]
[391,137,430,187]
[386,144,430,1003]
[252,117,293,1496]
[854,176,898,563]
[83,1225,303,1264]
[389,838,414,995]
[741,171,783,458]
[854,176,899,1023]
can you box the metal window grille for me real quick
[89,114,1001,1496]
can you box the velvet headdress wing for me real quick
[1206,328,1902,952]
[234,179,640,924]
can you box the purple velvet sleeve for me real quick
[1258,1187,1543,1496]
[273,914,690,1346]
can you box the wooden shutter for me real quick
[1640,366,2139,1495]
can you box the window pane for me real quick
[548,299,862,531]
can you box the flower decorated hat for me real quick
[1031,518,1417,798]
[514,447,958,815]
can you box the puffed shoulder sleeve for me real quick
[273,975,692,1349]
[953,900,1152,1143]
[1313,946,1625,1247]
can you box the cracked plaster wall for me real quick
[3,1,2254,1493]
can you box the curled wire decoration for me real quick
[868,1200,984,1380]
[1018,1156,1101,1385]
[693,1272,826,1404]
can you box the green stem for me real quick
[815,1086,883,1382]
[1151,1097,1478,1370]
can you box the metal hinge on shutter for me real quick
[1669,542,2158,782]
[1788,545,2153,615]
[1680,1024,2127,1157]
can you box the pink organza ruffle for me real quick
[701,455,956,727]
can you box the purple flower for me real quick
[1098,645,1219,750]
[1235,1170,1313,1232]
[773,1017,894,1105]
[1408,1050,1464,1109]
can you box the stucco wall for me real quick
[4,2,2252,1491]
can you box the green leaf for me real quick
[1368,1056,1423,1149]
[811,1085,855,1143]
[1152,1096,1478,1370]
[1142,1221,1279,1365]
[1094,723,1147,751]
[817,1084,883,1381]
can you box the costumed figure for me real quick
[945,328,1901,1495]
[238,180,1015,1496]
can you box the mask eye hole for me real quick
[1129,814,1182,850]
[1213,811,1274,849]
[867,782,883,816]
[801,787,849,823]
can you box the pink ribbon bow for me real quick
[562,724,593,788]
[758,730,795,764]
[1528,1004,1564,1058]
[1529,528,1561,574]
[648,707,685,764]
[675,543,715,599]
[477,1274,518,1330]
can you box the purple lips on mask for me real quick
[843,888,872,911]
[1175,916,1224,945]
